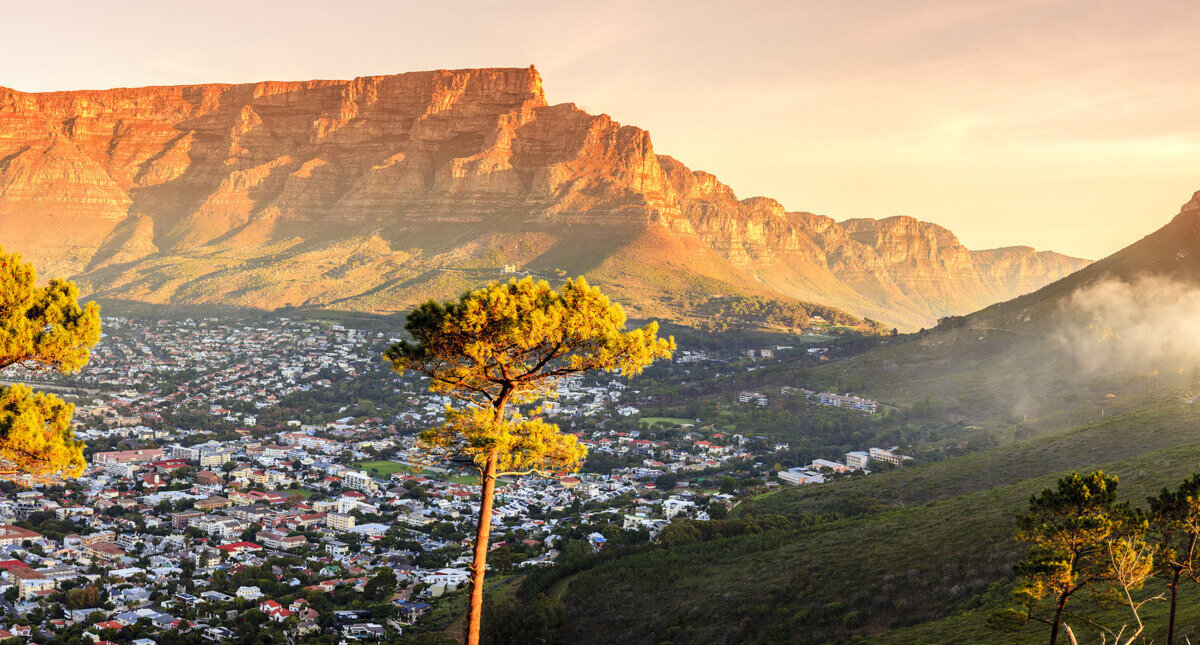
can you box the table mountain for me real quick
[0,66,1087,329]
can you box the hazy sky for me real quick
[5,0,1199,259]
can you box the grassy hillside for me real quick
[534,202,1200,643]
[552,399,1200,644]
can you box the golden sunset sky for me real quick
[6,0,1199,259]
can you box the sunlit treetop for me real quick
[385,277,675,409]
[0,384,85,479]
[0,247,99,480]
[0,248,101,375]
[421,406,587,475]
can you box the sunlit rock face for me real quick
[0,67,1087,328]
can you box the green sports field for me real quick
[353,460,411,476]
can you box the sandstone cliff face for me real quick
[0,67,1088,329]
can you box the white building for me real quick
[810,459,851,473]
[738,391,768,406]
[815,392,878,414]
[778,468,825,485]
[342,470,378,493]
[235,586,264,601]
[869,447,904,466]
[845,451,871,469]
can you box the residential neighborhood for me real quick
[0,316,865,643]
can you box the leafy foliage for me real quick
[424,407,587,475]
[1008,471,1152,644]
[387,277,674,474]
[482,593,566,645]
[388,277,674,409]
[1146,474,1200,644]
[386,277,673,644]
[0,247,99,479]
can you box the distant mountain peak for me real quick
[0,67,1087,329]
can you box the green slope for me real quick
[553,399,1200,644]
[539,195,1200,643]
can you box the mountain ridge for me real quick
[0,66,1088,329]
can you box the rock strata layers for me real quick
[0,67,1088,328]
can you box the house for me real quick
[196,470,224,486]
[394,600,431,624]
[200,590,234,603]
[204,626,237,642]
[0,559,28,572]
[235,586,264,601]
[259,599,294,622]
[420,568,470,588]
[110,585,152,604]
[256,530,306,550]
[343,622,387,638]
[216,542,263,557]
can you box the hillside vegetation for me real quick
[501,193,1200,643]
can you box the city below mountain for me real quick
[0,67,1088,330]
[9,55,1200,645]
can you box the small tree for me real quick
[364,566,397,601]
[386,277,673,645]
[1008,469,1118,637]
[1147,474,1200,645]
[0,247,99,479]
[1006,471,1147,645]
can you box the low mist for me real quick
[1056,276,1200,374]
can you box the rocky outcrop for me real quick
[0,67,1088,329]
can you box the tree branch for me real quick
[495,468,564,479]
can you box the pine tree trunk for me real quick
[1049,595,1068,645]
[465,448,499,645]
[1168,569,1180,645]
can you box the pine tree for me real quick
[1147,474,1200,645]
[0,247,99,479]
[1008,471,1151,645]
[386,277,673,645]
